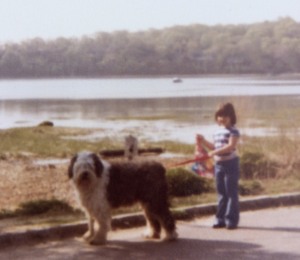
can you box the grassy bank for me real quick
[1,125,300,176]
[1,125,300,181]
[0,126,122,158]
[0,126,196,158]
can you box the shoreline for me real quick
[2,72,300,81]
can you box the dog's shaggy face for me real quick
[68,152,104,191]
[68,152,177,245]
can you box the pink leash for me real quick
[169,154,210,168]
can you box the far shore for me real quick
[2,72,300,81]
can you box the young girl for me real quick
[198,102,240,229]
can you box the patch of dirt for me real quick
[0,158,75,211]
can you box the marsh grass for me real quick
[0,124,299,179]
[0,126,196,158]
[236,99,300,180]
[149,140,194,154]
[0,126,123,158]
[241,135,300,179]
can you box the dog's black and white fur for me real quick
[68,151,178,245]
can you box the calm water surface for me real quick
[1,77,300,99]
[1,77,300,143]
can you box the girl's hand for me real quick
[208,151,215,157]
[196,134,204,142]
[196,134,215,151]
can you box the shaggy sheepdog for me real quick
[68,152,178,245]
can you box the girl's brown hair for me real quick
[215,102,237,125]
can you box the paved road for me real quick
[1,206,299,260]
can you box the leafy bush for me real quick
[166,168,214,197]
[0,209,15,219]
[240,151,277,179]
[17,199,74,216]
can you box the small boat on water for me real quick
[172,77,182,83]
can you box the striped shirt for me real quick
[213,126,240,161]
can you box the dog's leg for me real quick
[158,207,178,241]
[145,202,178,241]
[82,215,95,241]
[142,204,161,239]
[89,210,111,245]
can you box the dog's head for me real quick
[68,152,104,188]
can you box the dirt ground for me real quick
[0,158,75,211]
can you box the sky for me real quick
[0,0,299,43]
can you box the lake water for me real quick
[1,77,300,99]
[1,76,300,144]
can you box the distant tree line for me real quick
[0,17,300,78]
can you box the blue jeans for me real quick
[214,157,240,227]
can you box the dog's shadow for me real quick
[75,238,298,260]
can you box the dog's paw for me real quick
[163,231,178,242]
[143,230,160,240]
[88,233,107,246]
[82,231,94,241]
[89,238,107,246]
[143,234,161,240]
